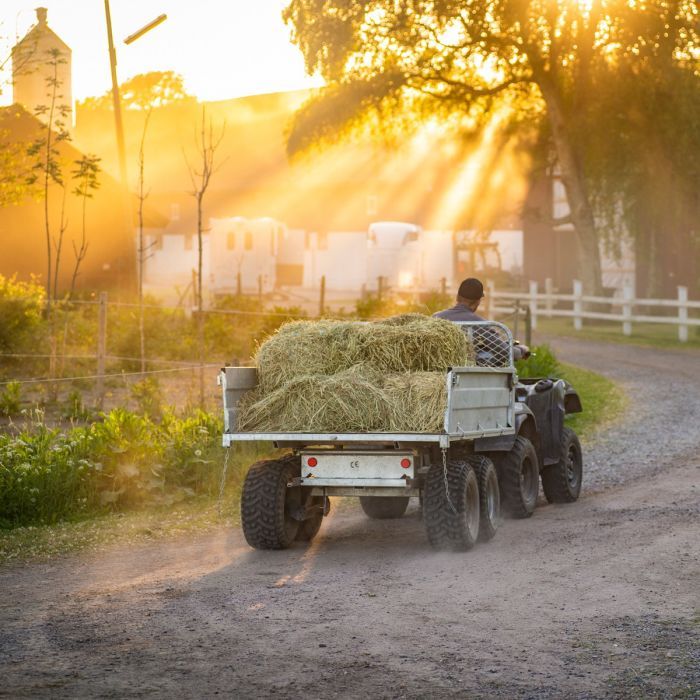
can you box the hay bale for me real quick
[255,315,472,392]
[255,320,362,393]
[383,372,448,432]
[237,367,394,433]
[238,315,474,433]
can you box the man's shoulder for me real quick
[433,305,485,322]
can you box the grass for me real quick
[534,317,700,351]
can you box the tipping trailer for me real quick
[219,322,583,551]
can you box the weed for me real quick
[0,381,21,416]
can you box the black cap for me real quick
[458,278,484,300]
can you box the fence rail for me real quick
[484,279,699,342]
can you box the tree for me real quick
[283,0,698,294]
[136,110,153,372]
[79,71,194,111]
[69,154,101,298]
[26,47,71,307]
[570,27,700,296]
[183,106,225,405]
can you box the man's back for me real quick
[433,303,485,323]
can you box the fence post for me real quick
[485,279,495,319]
[319,275,326,316]
[573,280,583,331]
[678,286,688,342]
[622,284,633,336]
[96,292,108,409]
[528,280,538,330]
[525,305,532,347]
[545,277,554,318]
[440,276,447,296]
[377,276,384,302]
[257,274,263,303]
[236,271,242,296]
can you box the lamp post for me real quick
[103,1,167,187]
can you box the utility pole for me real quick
[104,0,127,187]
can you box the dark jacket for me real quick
[433,303,485,323]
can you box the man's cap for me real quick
[458,278,484,300]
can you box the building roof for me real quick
[13,8,71,53]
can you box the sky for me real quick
[0,0,323,105]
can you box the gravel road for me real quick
[1,339,699,699]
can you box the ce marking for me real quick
[349,460,360,469]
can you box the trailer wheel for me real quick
[469,455,501,542]
[541,427,582,503]
[359,496,409,519]
[493,436,539,519]
[241,455,301,550]
[295,495,330,541]
[423,460,480,551]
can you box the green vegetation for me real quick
[515,344,561,379]
[0,408,227,527]
[559,362,626,442]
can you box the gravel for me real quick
[547,337,700,491]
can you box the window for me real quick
[226,232,235,250]
[244,230,253,250]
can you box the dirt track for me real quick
[1,339,699,699]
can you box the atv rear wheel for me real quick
[360,496,409,519]
[493,436,539,519]
[469,455,500,541]
[424,459,480,551]
[241,455,301,549]
[541,427,582,503]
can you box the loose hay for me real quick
[237,368,394,433]
[239,315,474,433]
[255,315,472,392]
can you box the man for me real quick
[434,277,530,362]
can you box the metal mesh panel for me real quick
[453,321,514,368]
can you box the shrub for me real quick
[0,274,46,354]
[0,381,21,416]
[0,407,225,527]
[515,344,561,378]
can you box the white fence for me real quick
[483,279,700,343]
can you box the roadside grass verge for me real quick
[534,317,700,351]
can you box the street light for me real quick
[103,1,167,187]
[124,14,167,45]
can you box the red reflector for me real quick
[400,458,411,469]
[307,457,318,467]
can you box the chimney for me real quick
[35,7,48,26]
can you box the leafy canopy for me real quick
[283,0,699,153]
[80,71,194,111]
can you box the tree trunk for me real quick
[538,77,603,295]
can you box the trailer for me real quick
[219,322,583,551]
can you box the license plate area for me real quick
[299,450,414,486]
